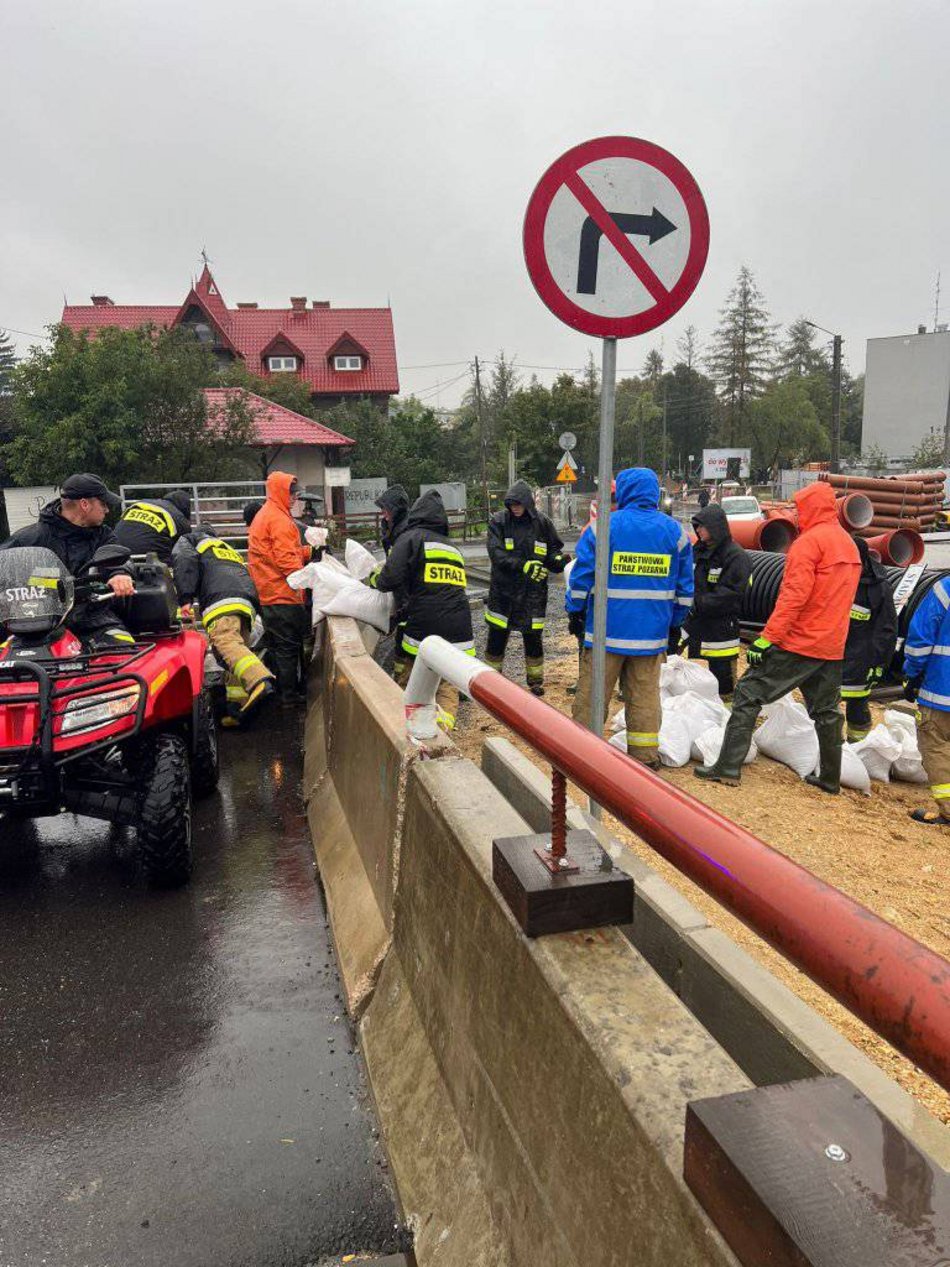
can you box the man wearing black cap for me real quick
[114,488,192,563]
[0,473,135,645]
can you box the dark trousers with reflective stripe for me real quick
[687,634,737,698]
[485,624,544,685]
[844,693,872,741]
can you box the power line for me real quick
[1,325,49,340]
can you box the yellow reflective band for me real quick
[849,607,871,622]
[423,543,465,564]
[504,538,514,550]
[701,647,739,658]
[436,708,456,731]
[611,552,671,577]
[423,561,466,587]
[108,631,135,643]
[203,601,256,627]
[198,537,245,565]
[931,783,950,799]
[531,619,546,630]
[226,685,247,702]
[627,732,659,745]
[840,687,871,699]
[401,639,419,656]
[124,502,176,535]
[484,610,508,628]
[533,542,547,556]
[150,668,169,695]
[233,653,260,679]
[464,646,477,656]
[27,575,59,589]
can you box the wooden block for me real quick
[684,1073,950,1267]
[492,830,633,937]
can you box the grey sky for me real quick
[2,0,948,407]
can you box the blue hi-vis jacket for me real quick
[903,576,950,711]
[565,468,693,655]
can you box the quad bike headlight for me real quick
[61,684,142,735]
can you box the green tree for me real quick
[777,317,829,379]
[740,378,826,474]
[6,324,256,486]
[907,431,944,471]
[642,348,664,387]
[218,360,318,418]
[707,266,775,444]
[0,329,16,396]
[861,442,889,474]
[660,362,719,475]
[841,370,864,453]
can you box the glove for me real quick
[568,610,585,640]
[746,636,772,668]
[305,525,328,549]
[177,603,194,621]
[523,560,548,583]
[550,552,571,571]
[866,665,885,688]
[366,565,382,590]
[903,677,920,703]
[667,625,687,656]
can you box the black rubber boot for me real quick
[693,714,752,786]
[804,717,842,794]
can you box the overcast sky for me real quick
[2,0,948,407]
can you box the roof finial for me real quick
[200,246,212,269]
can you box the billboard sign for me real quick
[420,481,467,512]
[702,448,751,480]
[344,477,387,517]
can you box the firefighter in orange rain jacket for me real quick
[247,471,311,705]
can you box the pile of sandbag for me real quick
[608,656,758,768]
[287,539,393,633]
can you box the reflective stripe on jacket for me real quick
[564,467,693,656]
[172,529,260,623]
[904,577,950,711]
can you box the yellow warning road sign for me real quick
[556,466,577,483]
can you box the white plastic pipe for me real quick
[404,636,493,739]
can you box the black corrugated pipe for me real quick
[739,551,950,644]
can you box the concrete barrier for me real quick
[305,617,949,1264]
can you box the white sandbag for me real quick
[660,654,721,702]
[693,724,758,767]
[851,723,902,783]
[608,729,627,752]
[322,583,394,633]
[658,691,728,767]
[754,697,820,779]
[883,709,929,784]
[609,706,625,734]
[344,537,380,581]
[837,745,872,795]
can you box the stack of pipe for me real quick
[818,471,945,535]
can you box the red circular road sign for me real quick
[523,136,710,338]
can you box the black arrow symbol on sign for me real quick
[576,207,677,294]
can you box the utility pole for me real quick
[474,356,489,514]
[507,440,517,487]
[830,334,842,474]
[661,384,668,480]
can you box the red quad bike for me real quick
[0,544,218,886]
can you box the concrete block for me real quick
[307,773,390,1019]
[394,757,748,1266]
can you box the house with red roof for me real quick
[203,387,354,491]
[61,265,399,412]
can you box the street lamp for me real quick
[805,320,843,474]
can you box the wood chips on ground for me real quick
[451,636,950,1126]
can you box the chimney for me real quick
[918,324,928,334]
[236,302,258,309]
[290,296,307,312]
[91,295,114,307]
[311,299,330,309]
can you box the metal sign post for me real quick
[590,337,617,813]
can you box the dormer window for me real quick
[334,355,362,371]
[268,355,298,372]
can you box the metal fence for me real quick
[120,481,266,547]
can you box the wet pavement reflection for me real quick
[0,711,403,1266]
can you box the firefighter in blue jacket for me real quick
[902,576,950,824]
[566,467,693,767]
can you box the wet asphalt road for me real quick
[0,710,404,1267]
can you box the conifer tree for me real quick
[706,267,775,444]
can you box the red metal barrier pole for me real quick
[469,670,950,1093]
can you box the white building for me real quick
[862,327,950,459]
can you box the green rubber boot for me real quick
[693,713,754,786]
[804,717,842,795]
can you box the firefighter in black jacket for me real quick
[375,485,410,556]
[684,504,751,698]
[485,480,569,695]
[841,536,898,741]
[172,528,275,725]
[0,473,135,647]
[367,490,473,730]
[114,490,191,563]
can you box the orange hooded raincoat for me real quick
[247,471,309,605]
[762,481,860,660]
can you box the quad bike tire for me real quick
[191,690,220,798]
[136,732,193,887]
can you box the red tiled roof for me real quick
[61,268,399,396]
[203,388,354,447]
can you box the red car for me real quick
[0,544,218,885]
